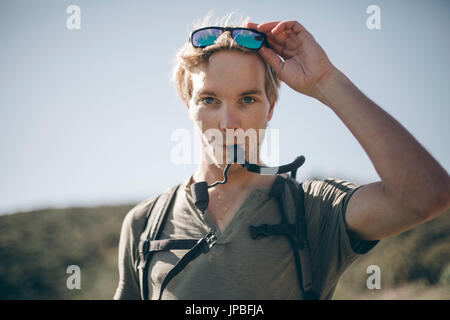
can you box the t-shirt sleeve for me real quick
[302,178,379,299]
[113,198,155,300]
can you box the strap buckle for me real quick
[249,224,270,239]
[139,239,149,254]
[199,232,217,254]
[137,239,150,270]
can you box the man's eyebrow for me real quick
[238,89,264,96]
[196,89,264,97]
[197,90,218,97]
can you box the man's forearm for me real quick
[313,68,450,216]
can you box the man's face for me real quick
[187,50,274,165]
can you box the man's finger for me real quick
[256,21,281,32]
[272,20,307,35]
[247,21,286,44]
[258,46,284,75]
[266,31,288,46]
[259,47,284,80]
[246,22,259,30]
[267,39,294,59]
[257,21,305,48]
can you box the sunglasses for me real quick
[190,26,269,50]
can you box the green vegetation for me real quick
[335,207,450,299]
[0,205,132,299]
[0,203,448,299]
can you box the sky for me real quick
[0,0,449,215]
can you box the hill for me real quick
[0,205,132,299]
[0,203,449,299]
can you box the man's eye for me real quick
[201,97,215,105]
[242,96,256,104]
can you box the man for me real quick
[114,18,450,300]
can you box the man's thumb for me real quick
[259,46,283,75]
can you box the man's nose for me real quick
[219,105,240,131]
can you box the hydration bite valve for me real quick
[190,144,306,213]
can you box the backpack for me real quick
[135,173,318,300]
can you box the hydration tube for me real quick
[190,144,306,212]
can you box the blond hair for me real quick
[172,12,280,106]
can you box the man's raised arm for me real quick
[248,20,450,241]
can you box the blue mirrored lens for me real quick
[232,30,263,49]
[192,28,223,47]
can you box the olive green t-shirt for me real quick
[114,175,379,300]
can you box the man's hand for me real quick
[249,21,450,242]
[247,21,336,99]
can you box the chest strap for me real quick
[156,232,217,300]
[249,223,296,239]
[145,238,199,253]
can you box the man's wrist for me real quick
[311,67,352,108]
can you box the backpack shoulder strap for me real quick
[136,184,180,300]
[249,175,317,299]
[272,175,317,300]
[284,176,317,300]
[284,177,307,248]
